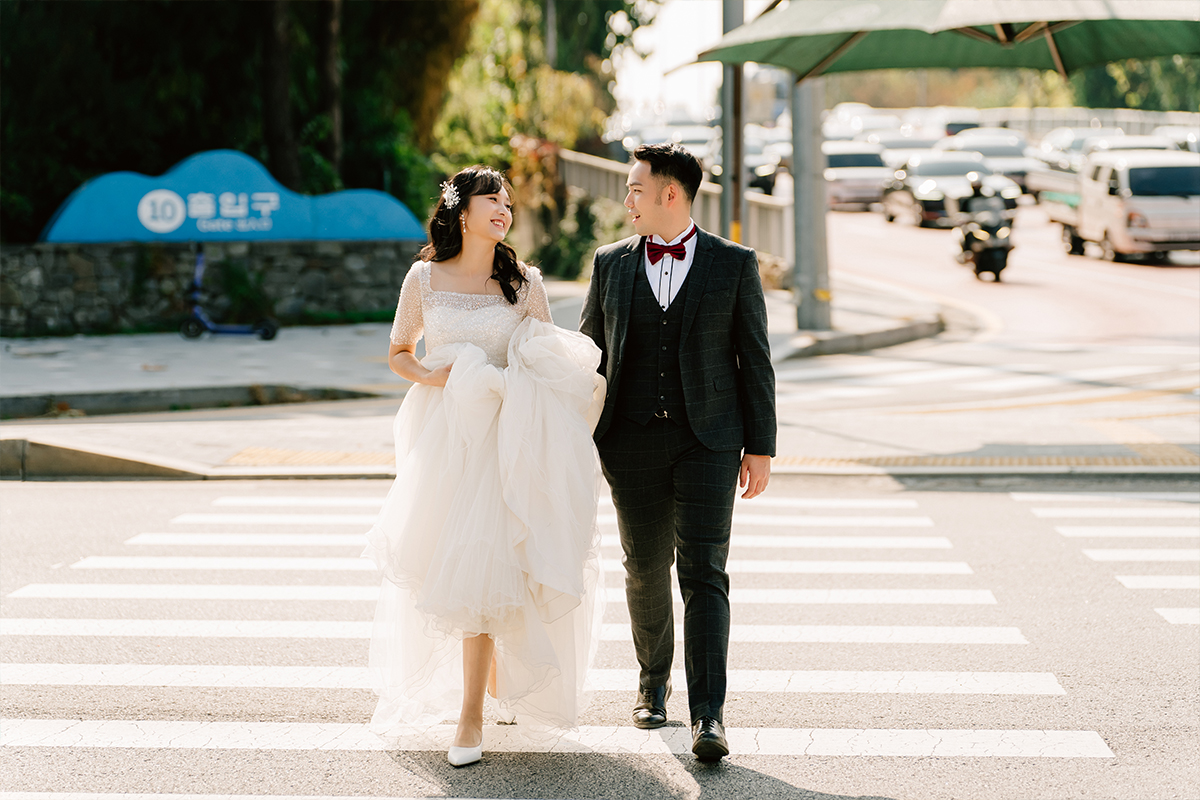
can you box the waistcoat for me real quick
[615,266,690,425]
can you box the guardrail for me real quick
[559,149,793,264]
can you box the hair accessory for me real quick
[441,180,460,210]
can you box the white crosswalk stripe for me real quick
[0,619,1028,644]
[0,665,1064,695]
[1014,492,1200,625]
[3,488,1116,776]
[0,719,1114,757]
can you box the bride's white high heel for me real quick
[447,740,483,767]
[489,694,517,725]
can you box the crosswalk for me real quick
[773,353,1199,407]
[3,485,1124,790]
[1011,491,1200,625]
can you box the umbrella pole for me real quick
[792,76,831,331]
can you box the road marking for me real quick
[607,588,996,605]
[849,366,996,386]
[601,559,972,574]
[602,514,935,528]
[1055,527,1200,539]
[6,584,992,606]
[1083,549,1200,562]
[123,532,952,550]
[603,625,1026,644]
[70,556,375,571]
[0,665,1061,694]
[0,720,1111,757]
[960,364,1165,393]
[775,387,893,404]
[6,584,380,601]
[1116,576,1200,589]
[171,513,377,526]
[127,533,367,546]
[1032,508,1200,519]
[62,555,970,575]
[1155,608,1200,624]
[213,497,386,507]
[775,360,931,382]
[175,511,936,528]
[1012,492,1200,503]
[606,534,952,549]
[0,619,1026,644]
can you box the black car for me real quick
[882,152,1022,228]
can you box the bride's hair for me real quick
[419,165,526,304]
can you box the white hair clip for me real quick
[441,180,460,210]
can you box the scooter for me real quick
[954,194,1012,281]
[180,246,278,340]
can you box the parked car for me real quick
[1153,125,1200,153]
[882,152,1021,227]
[1049,150,1200,261]
[936,135,1042,192]
[822,141,892,206]
[1037,126,1124,169]
[1080,134,1178,157]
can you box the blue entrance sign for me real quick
[39,150,426,242]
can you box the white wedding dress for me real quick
[363,261,605,737]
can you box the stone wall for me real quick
[0,240,423,337]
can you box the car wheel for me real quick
[1100,234,1127,263]
[180,318,205,339]
[1062,225,1085,256]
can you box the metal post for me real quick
[720,0,743,242]
[792,76,831,330]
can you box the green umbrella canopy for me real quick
[697,0,1200,80]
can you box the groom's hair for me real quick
[634,143,703,205]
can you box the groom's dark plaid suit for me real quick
[580,228,776,724]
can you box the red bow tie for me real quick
[645,226,697,265]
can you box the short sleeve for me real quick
[389,266,424,346]
[523,266,554,324]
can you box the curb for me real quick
[781,316,946,360]
[6,438,1197,482]
[0,385,378,420]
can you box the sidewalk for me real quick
[4,274,1189,481]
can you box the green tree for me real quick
[1072,55,1200,112]
[0,0,479,242]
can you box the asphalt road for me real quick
[2,477,1198,800]
[2,204,1198,800]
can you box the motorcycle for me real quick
[954,194,1012,281]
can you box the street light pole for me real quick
[720,0,744,242]
[792,76,831,330]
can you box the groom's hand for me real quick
[739,454,771,499]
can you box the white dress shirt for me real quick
[643,219,698,310]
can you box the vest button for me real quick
[660,372,665,377]
[661,345,667,351]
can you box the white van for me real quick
[1071,150,1200,261]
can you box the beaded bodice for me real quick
[389,261,553,367]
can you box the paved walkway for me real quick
[3,274,1192,479]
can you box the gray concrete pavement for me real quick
[0,272,949,479]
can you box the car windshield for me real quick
[1128,166,1200,197]
[909,161,986,176]
[968,143,1025,157]
[828,153,885,168]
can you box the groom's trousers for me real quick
[598,415,741,724]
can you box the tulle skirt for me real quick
[363,318,606,735]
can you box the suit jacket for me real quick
[579,228,776,457]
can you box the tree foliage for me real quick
[0,0,479,243]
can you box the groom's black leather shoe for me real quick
[632,679,671,729]
[691,717,729,761]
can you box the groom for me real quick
[580,142,776,761]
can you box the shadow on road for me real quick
[385,749,898,800]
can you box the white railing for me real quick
[559,149,793,264]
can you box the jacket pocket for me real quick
[712,374,735,393]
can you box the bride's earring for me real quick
[460,215,467,234]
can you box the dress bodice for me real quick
[389,261,553,367]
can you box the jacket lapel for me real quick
[679,229,715,342]
[612,236,642,363]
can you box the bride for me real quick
[363,165,606,767]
